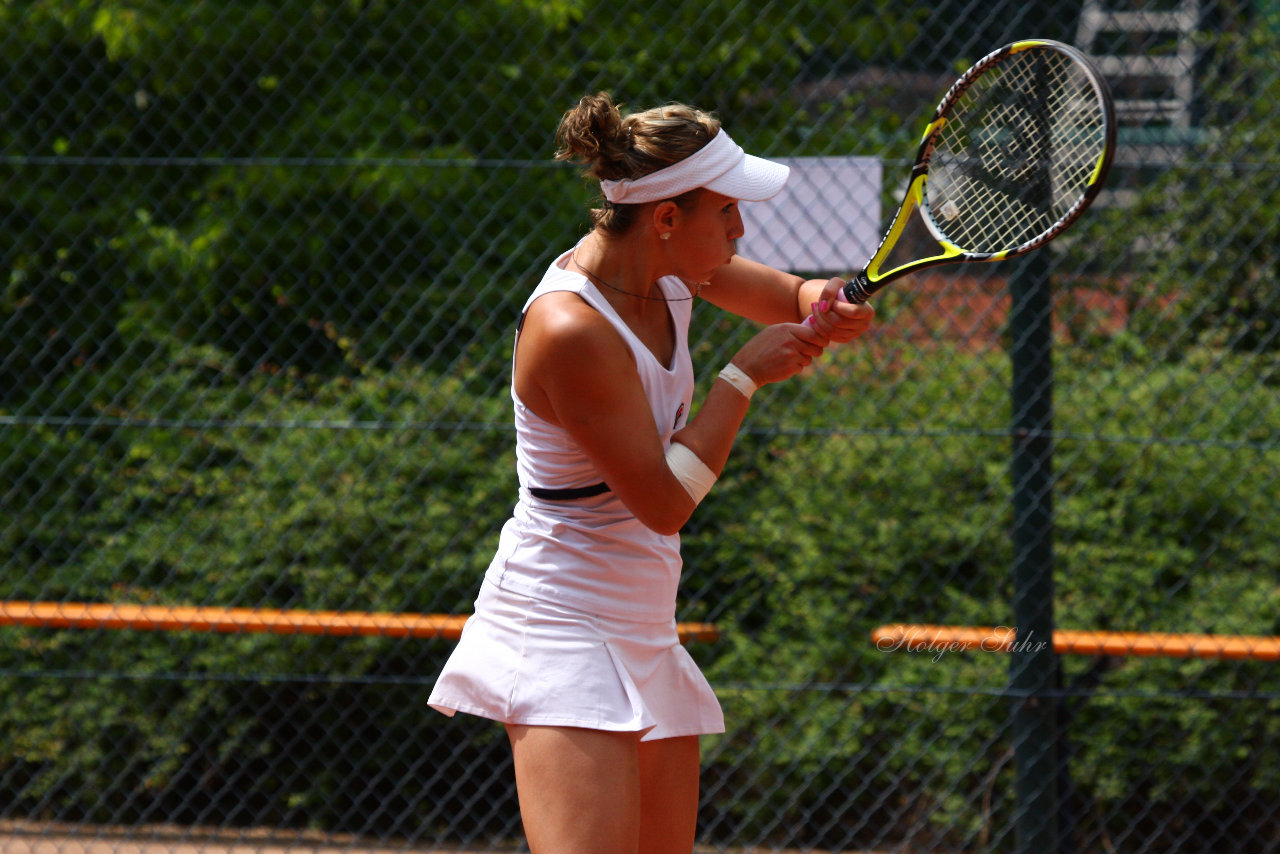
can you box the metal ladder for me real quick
[1077,0,1200,130]
[1075,0,1202,206]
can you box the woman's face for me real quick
[666,190,745,281]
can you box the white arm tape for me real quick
[665,441,718,505]
[718,362,757,399]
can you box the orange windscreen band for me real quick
[1,601,720,644]
[872,624,1280,661]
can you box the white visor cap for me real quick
[599,129,790,205]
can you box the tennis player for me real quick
[428,92,873,854]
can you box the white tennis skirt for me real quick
[428,581,724,742]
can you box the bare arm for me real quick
[699,254,875,342]
[516,292,827,534]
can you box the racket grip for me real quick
[842,274,874,304]
[802,275,872,328]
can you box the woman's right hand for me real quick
[730,322,829,387]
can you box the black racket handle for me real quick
[841,273,874,304]
[802,272,873,328]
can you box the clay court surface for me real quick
[0,823,879,854]
[0,824,509,854]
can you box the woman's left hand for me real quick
[807,276,875,343]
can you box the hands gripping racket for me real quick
[810,39,1115,316]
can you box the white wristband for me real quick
[665,441,718,505]
[718,363,757,400]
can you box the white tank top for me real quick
[484,249,696,621]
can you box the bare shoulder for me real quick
[520,291,631,363]
[515,291,637,423]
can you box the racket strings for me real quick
[927,48,1107,254]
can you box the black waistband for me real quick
[528,482,610,500]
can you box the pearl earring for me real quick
[659,233,670,240]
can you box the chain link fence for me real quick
[3,1,1278,852]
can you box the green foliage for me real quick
[2,0,1088,404]
[1076,14,1280,356]
[2,337,1278,841]
[1148,20,1280,353]
[687,341,1279,846]
[0,348,514,826]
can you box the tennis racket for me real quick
[809,39,1115,316]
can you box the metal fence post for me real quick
[1009,247,1060,853]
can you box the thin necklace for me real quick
[569,250,698,302]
